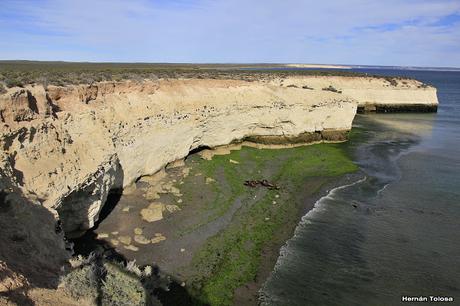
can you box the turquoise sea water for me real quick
[260,69,460,305]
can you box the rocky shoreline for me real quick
[233,171,365,305]
[0,73,438,305]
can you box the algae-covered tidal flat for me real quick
[76,141,358,306]
[173,143,358,305]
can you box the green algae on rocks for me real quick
[177,143,358,305]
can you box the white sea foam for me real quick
[377,182,389,195]
[299,176,367,224]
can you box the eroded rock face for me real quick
[56,154,123,237]
[0,77,438,237]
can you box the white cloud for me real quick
[1,0,459,66]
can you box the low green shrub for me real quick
[62,256,150,306]
[61,264,99,304]
[5,78,24,88]
[102,262,145,306]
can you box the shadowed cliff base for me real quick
[0,189,71,305]
[358,103,438,113]
[242,130,349,145]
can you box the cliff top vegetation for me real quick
[0,61,412,88]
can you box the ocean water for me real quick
[260,69,460,305]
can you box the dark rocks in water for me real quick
[244,179,280,190]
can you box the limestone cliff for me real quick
[278,75,438,112]
[0,76,438,237]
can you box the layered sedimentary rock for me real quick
[0,76,438,237]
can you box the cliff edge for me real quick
[0,76,437,237]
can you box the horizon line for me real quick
[1,59,459,70]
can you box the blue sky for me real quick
[1,0,460,67]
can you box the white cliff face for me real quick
[0,76,438,236]
[279,76,438,111]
